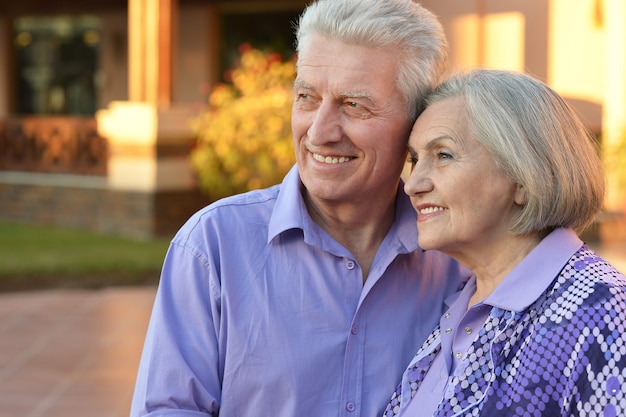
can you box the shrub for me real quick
[189,44,296,199]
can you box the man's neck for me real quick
[304,191,397,281]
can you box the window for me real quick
[14,15,101,116]
[220,9,301,80]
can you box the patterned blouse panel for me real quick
[384,245,626,417]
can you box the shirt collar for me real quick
[485,227,583,311]
[267,165,303,243]
[267,165,419,255]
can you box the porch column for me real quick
[603,0,626,212]
[0,17,11,117]
[128,0,177,105]
[97,0,197,193]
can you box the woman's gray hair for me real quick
[294,0,448,120]
[425,69,605,235]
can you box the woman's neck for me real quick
[460,233,544,307]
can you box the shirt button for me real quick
[445,328,452,333]
[455,352,463,359]
[351,325,359,334]
[444,312,451,319]
[464,327,472,334]
[346,402,355,412]
[346,260,355,270]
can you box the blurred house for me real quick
[0,0,306,238]
[0,0,624,239]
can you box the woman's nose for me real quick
[404,162,433,196]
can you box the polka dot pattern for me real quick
[383,245,626,416]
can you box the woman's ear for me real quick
[514,183,526,206]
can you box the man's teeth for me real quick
[313,153,351,164]
[419,206,445,214]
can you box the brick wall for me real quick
[0,182,211,239]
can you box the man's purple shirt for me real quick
[130,165,468,417]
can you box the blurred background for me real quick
[0,0,624,416]
[0,0,624,239]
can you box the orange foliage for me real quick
[190,46,296,199]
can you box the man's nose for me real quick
[307,102,342,145]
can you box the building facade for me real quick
[0,0,624,238]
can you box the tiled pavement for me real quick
[0,240,624,417]
[0,287,156,417]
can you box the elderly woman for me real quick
[383,69,626,417]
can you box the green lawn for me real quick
[0,221,171,292]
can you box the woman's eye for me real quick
[437,151,453,160]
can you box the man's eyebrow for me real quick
[339,91,374,100]
[294,79,314,89]
[339,91,376,102]
[293,81,375,103]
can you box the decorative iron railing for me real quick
[0,116,107,176]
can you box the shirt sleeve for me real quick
[130,241,222,417]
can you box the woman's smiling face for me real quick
[404,97,525,258]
